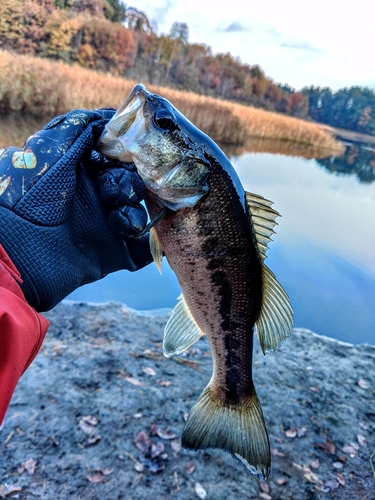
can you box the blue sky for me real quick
[129,0,375,91]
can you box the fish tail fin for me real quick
[182,384,270,478]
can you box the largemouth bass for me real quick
[98,84,293,478]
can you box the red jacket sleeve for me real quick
[0,244,49,426]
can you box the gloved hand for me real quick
[0,109,152,312]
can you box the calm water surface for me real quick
[68,144,375,345]
[1,114,373,345]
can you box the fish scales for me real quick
[98,83,293,478]
[146,163,263,405]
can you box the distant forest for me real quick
[1,0,375,136]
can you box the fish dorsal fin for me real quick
[256,264,293,354]
[245,192,293,353]
[163,294,205,357]
[150,227,163,274]
[245,192,279,261]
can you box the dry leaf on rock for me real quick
[18,458,37,475]
[155,427,177,440]
[285,427,297,438]
[184,462,196,474]
[142,366,156,376]
[194,482,207,499]
[171,439,181,454]
[357,379,368,389]
[87,434,101,446]
[0,484,22,497]
[310,459,320,469]
[317,439,335,454]
[271,449,285,457]
[134,431,152,453]
[336,473,345,486]
[276,478,288,485]
[259,479,269,493]
[87,473,104,483]
[259,493,272,500]
[151,442,165,459]
[125,376,143,386]
[324,479,339,491]
[79,416,98,434]
[157,380,172,387]
[357,434,368,447]
[342,443,359,457]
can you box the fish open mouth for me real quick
[98,84,148,160]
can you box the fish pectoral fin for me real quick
[245,191,279,261]
[163,294,204,357]
[182,384,270,479]
[256,264,294,354]
[150,227,164,274]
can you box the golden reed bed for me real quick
[0,50,343,156]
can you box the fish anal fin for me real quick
[163,294,204,357]
[256,265,294,354]
[245,191,280,261]
[150,227,163,274]
[182,384,270,479]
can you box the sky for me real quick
[129,0,375,92]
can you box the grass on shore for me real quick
[0,50,343,154]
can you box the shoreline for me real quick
[1,301,373,499]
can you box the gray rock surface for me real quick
[1,301,374,499]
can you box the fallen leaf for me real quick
[342,443,359,457]
[87,434,102,446]
[150,424,158,436]
[81,415,99,426]
[259,493,272,500]
[333,461,343,469]
[317,439,335,455]
[357,379,368,389]
[157,380,172,387]
[184,462,196,474]
[134,431,151,453]
[324,479,339,491]
[271,449,285,457]
[336,473,346,486]
[297,427,307,437]
[79,416,98,434]
[87,473,104,483]
[171,439,181,454]
[276,478,288,485]
[19,458,37,475]
[125,376,143,386]
[285,427,297,438]
[310,459,320,469]
[194,482,207,499]
[259,479,269,493]
[156,427,177,440]
[0,484,22,497]
[132,413,143,419]
[134,461,144,473]
[293,463,323,489]
[142,366,156,376]
[102,467,114,476]
[357,434,368,447]
[151,442,165,459]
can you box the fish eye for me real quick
[154,110,177,131]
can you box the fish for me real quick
[98,84,293,478]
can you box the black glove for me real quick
[0,109,152,312]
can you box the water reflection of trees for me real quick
[316,143,375,184]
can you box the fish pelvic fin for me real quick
[163,294,204,357]
[182,384,270,479]
[150,227,163,274]
[256,264,294,354]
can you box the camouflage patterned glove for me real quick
[0,109,152,312]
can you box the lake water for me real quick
[1,115,374,345]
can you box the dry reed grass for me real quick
[0,50,343,155]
